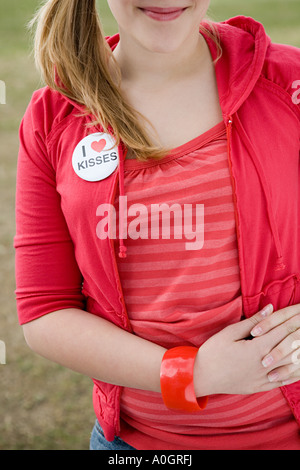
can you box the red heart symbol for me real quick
[91,139,106,153]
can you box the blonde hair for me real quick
[30,0,221,161]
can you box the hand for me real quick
[250,303,300,386]
[194,304,300,397]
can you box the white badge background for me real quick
[72,133,119,182]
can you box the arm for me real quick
[22,302,300,398]
[23,307,166,393]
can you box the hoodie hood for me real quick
[204,16,271,116]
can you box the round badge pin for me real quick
[72,133,119,182]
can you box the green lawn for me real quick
[0,0,299,450]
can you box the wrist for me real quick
[193,347,212,397]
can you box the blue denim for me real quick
[90,420,136,450]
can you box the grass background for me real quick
[0,0,299,450]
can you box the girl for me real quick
[14,0,300,450]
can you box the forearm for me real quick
[23,308,166,393]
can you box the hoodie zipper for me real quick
[225,115,241,242]
[225,115,250,307]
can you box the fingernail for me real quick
[251,325,263,337]
[262,354,274,368]
[260,304,273,318]
[251,305,273,337]
[268,371,279,382]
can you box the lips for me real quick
[139,6,187,21]
[143,7,184,13]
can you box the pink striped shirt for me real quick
[114,122,299,450]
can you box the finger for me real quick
[260,379,286,393]
[260,375,300,391]
[266,362,300,384]
[261,332,300,369]
[230,304,273,340]
[251,303,300,337]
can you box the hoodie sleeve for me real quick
[14,91,86,325]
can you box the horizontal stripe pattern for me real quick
[114,123,296,449]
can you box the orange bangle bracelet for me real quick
[160,346,208,412]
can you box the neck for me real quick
[113,30,209,90]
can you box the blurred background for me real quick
[0,0,299,450]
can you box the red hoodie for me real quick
[14,16,300,442]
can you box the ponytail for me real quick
[30,0,221,161]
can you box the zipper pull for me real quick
[226,115,233,159]
[226,115,233,132]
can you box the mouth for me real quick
[138,6,188,22]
